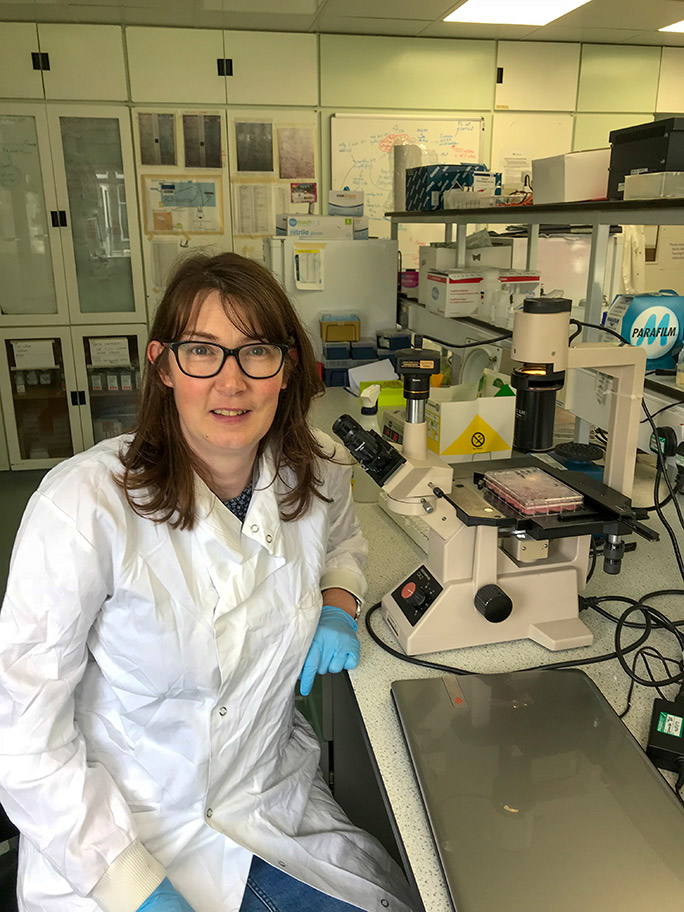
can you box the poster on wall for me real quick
[235,122,274,172]
[277,126,315,179]
[142,174,223,234]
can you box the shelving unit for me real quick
[388,198,684,330]
[387,198,684,447]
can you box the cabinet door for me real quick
[0,23,44,99]
[0,328,84,469]
[223,31,318,106]
[126,27,226,104]
[38,24,127,102]
[495,42,580,112]
[0,397,9,471]
[71,324,147,449]
[656,48,684,113]
[0,105,70,326]
[320,35,495,110]
[47,106,146,324]
[577,45,661,113]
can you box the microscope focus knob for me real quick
[400,580,426,608]
[475,585,513,623]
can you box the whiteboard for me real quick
[331,114,484,268]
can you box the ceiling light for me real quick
[660,20,684,33]
[444,0,592,27]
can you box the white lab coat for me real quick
[0,432,416,912]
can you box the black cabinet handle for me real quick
[59,210,67,227]
[496,67,504,84]
[217,58,233,76]
[224,58,233,76]
[31,51,50,71]
[50,211,59,227]
[70,390,86,406]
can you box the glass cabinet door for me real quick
[72,325,147,449]
[48,106,146,324]
[0,106,69,325]
[0,330,84,469]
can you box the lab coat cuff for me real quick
[90,839,166,912]
[320,568,366,603]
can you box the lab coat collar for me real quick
[194,445,286,559]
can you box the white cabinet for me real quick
[126,27,227,104]
[46,105,146,324]
[495,42,580,112]
[656,47,684,113]
[0,105,70,326]
[0,398,9,471]
[0,24,126,102]
[0,23,44,99]
[320,35,495,110]
[223,31,317,106]
[0,324,147,469]
[577,45,661,113]
[37,25,127,101]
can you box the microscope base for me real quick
[381,563,594,656]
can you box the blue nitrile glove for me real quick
[137,878,195,911]
[299,605,360,697]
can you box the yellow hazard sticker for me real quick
[442,414,510,456]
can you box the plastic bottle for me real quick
[676,347,684,388]
[352,384,381,503]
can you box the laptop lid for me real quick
[391,669,684,912]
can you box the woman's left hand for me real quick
[299,606,360,696]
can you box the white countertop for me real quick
[311,388,684,912]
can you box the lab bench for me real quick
[312,388,684,912]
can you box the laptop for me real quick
[391,669,684,912]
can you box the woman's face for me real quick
[148,290,287,472]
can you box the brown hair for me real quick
[116,251,329,529]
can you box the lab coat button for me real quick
[265,533,273,543]
[206,808,213,818]
[250,523,259,533]
[380,901,389,908]
[277,861,286,868]
[218,706,227,716]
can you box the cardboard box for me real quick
[405,163,488,211]
[275,214,369,239]
[532,148,610,204]
[426,270,484,318]
[418,244,459,304]
[328,190,364,217]
[426,381,515,464]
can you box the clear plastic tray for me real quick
[483,467,583,515]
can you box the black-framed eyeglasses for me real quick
[164,340,289,379]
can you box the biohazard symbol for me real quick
[443,414,510,456]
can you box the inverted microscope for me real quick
[333,297,649,656]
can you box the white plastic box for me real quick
[623,171,684,199]
[328,190,364,216]
[532,148,610,204]
[425,270,484,318]
[275,214,368,239]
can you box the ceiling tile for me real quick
[624,29,684,46]
[201,11,317,29]
[549,0,684,31]
[317,0,453,18]
[523,25,643,43]
[121,6,196,26]
[420,21,538,39]
[221,0,317,12]
[314,14,434,36]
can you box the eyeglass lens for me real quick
[176,342,283,377]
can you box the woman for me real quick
[0,253,416,912]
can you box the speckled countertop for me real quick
[312,389,684,912]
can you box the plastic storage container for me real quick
[623,171,684,199]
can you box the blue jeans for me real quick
[239,856,364,912]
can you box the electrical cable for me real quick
[635,464,684,513]
[639,402,680,424]
[417,331,513,349]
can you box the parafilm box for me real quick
[426,270,484,318]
